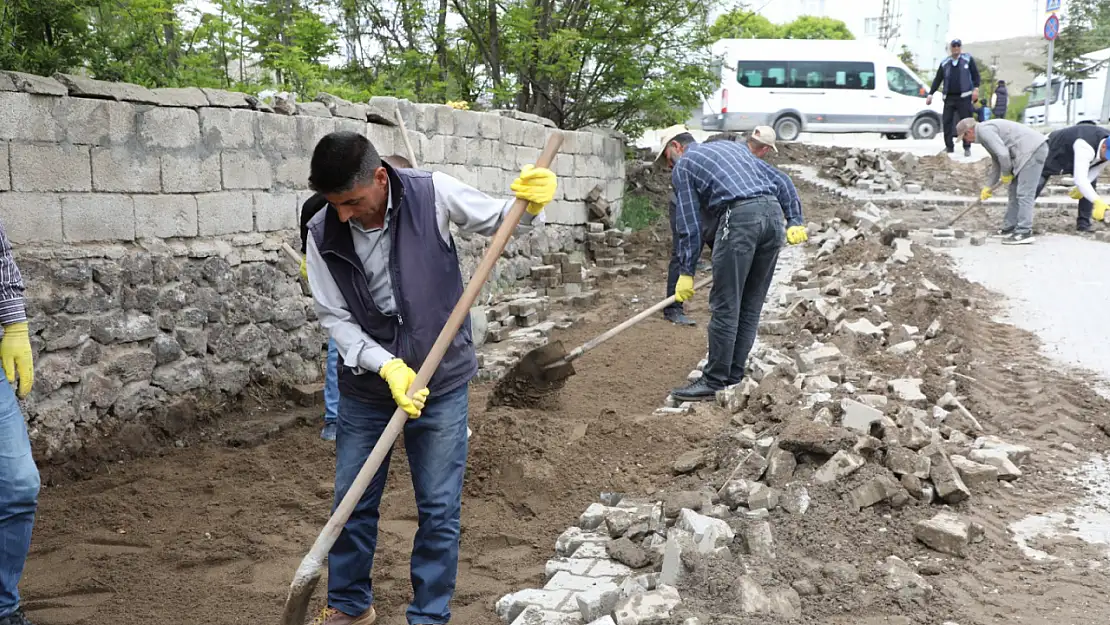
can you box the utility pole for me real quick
[878,0,901,50]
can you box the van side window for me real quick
[741,60,875,90]
[887,66,926,97]
[737,61,788,88]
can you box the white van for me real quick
[701,39,944,141]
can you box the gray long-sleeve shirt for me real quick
[975,119,1049,186]
[305,171,542,374]
[0,221,26,326]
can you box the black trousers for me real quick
[1037,174,1094,231]
[942,96,974,152]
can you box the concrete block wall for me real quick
[0,70,627,459]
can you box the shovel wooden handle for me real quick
[395,106,420,168]
[945,182,1003,228]
[558,275,714,366]
[281,133,564,625]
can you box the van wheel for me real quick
[773,116,801,142]
[911,116,939,140]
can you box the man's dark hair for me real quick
[383,154,413,169]
[672,132,697,147]
[309,131,382,194]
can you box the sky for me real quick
[951,0,1064,43]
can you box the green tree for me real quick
[779,15,853,40]
[0,0,91,76]
[708,9,780,40]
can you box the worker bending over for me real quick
[303,131,556,625]
[956,117,1047,245]
[656,125,806,402]
[1041,124,1110,233]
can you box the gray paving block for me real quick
[200,108,258,149]
[11,144,91,192]
[0,92,63,142]
[254,192,297,231]
[296,101,332,118]
[138,107,200,148]
[61,98,136,145]
[221,151,272,189]
[151,87,209,107]
[92,147,160,192]
[197,191,254,235]
[201,88,251,108]
[53,73,158,103]
[1,71,67,95]
[61,194,136,242]
[134,195,198,239]
[0,193,63,243]
[162,152,220,193]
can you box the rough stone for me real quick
[814,450,866,485]
[889,378,927,403]
[888,340,918,355]
[737,519,775,558]
[781,484,810,515]
[841,398,883,435]
[778,420,856,456]
[613,585,681,625]
[764,446,797,487]
[608,537,651,569]
[675,509,734,550]
[151,357,207,394]
[950,455,1000,487]
[969,449,1022,480]
[925,447,971,503]
[885,446,931,479]
[797,344,841,372]
[848,475,904,510]
[53,73,158,103]
[914,512,975,557]
[747,484,780,511]
[732,576,799,619]
[883,555,932,598]
[673,449,707,475]
[972,436,1032,464]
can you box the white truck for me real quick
[700,38,945,141]
[1024,46,1110,127]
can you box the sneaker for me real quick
[991,228,1014,238]
[964,147,972,157]
[671,379,720,402]
[1077,226,1094,234]
[0,609,35,625]
[320,422,337,441]
[1002,232,1035,245]
[663,310,696,326]
[310,606,377,625]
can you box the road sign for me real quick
[1045,14,1060,41]
[1046,0,1061,12]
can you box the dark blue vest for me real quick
[942,54,974,98]
[308,165,477,406]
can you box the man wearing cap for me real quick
[927,39,981,157]
[1040,123,1110,233]
[661,126,779,326]
[655,125,807,401]
[956,117,1047,245]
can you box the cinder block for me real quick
[61,98,136,145]
[443,136,467,165]
[522,122,547,147]
[453,109,480,137]
[465,138,493,167]
[134,195,198,239]
[477,167,503,195]
[366,123,397,156]
[297,115,337,153]
[552,152,575,177]
[272,155,311,189]
[197,191,254,235]
[162,152,220,193]
[0,143,8,192]
[200,108,258,149]
[0,93,62,142]
[138,107,200,149]
[254,192,297,231]
[0,193,63,243]
[546,200,588,225]
[420,134,446,164]
[477,113,502,139]
[92,147,160,192]
[61,194,136,242]
[259,113,298,154]
[11,144,91,192]
[221,151,273,190]
[502,118,527,145]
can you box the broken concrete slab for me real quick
[765,447,797,487]
[848,475,905,510]
[841,317,885,338]
[608,537,651,569]
[719,450,768,487]
[659,530,696,586]
[814,450,866,485]
[778,420,856,456]
[672,449,708,475]
[950,455,1000,487]
[737,517,775,558]
[972,436,1032,464]
[887,340,918,355]
[883,555,932,599]
[781,484,810,515]
[797,344,842,373]
[613,585,681,625]
[885,446,931,479]
[969,449,1022,481]
[733,576,800,619]
[841,398,883,435]
[914,512,978,558]
[889,378,927,404]
[925,447,971,503]
[496,588,575,622]
[747,484,780,511]
[720,479,753,509]
[803,374,838,393]
[675,509,734,549]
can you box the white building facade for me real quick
[757,0,952,72]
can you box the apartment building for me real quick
[758,0,952,71]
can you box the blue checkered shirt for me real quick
[671,141,804,275]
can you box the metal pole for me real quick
[1045,39,1055,127]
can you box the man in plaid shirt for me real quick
[654,125,807,401]
[0,220,39,625]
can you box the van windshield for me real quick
[1029,82,1061,106]
[737,60,876,90]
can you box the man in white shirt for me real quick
[303,131,557,625]
[1040,124,1110,233]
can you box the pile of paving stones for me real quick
[494,204,1035,624]
[820,148,911,194]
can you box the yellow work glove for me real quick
[980,187,993,202]
[299,257,308,282]
[675,275,695,303]
[1094,199,1109,222]
[786,225,808,245]
[1070,187,1084,200]
[379,358,430,418]
[1000,174,1014,185]
[1,322,33,398]
[511,165,557,216]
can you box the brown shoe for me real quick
[309,606,377,625]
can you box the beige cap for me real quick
[654,124,690,162]
[750,125,778,151]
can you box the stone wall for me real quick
[0,70,627,459]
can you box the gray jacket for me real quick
[975,119,1048,184]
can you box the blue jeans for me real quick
[324,340,339,424]
[328,384,469,625]
[0,380,39,618]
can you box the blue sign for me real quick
[1046,0,1061,12]
[1045,14,1060,41]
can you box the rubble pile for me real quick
[494,202,1037,624]
[818,148,911,194]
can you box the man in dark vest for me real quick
[927,39,981,157]
[298,154,413,442]
[1039,124,1110,232]
[303,132,556,625]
